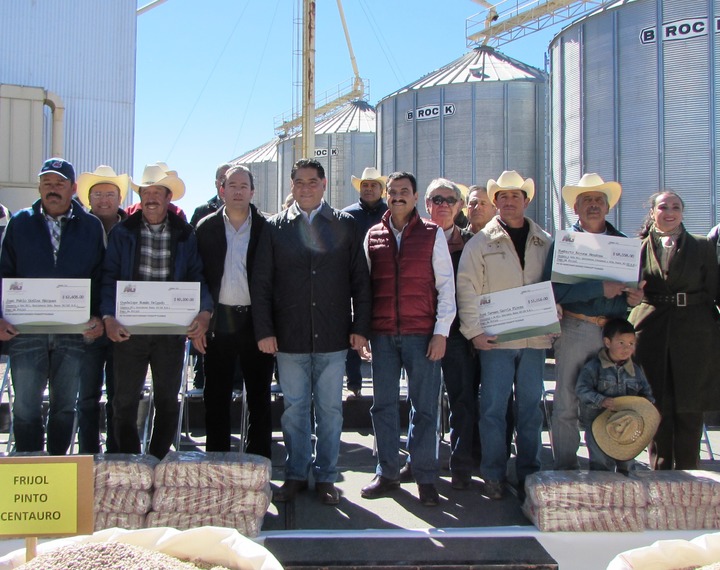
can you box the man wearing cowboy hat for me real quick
[100,164,213,459]
[342,167,388,397]
[75,165,131,454]
[360,171,455,507]
[544,173,644,471]
[0,158,105,455]
[457,170,552,499]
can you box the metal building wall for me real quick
[232,138,280,214]
[277,132,376,210]
[550,0,719,235]
[0,0,136,205]
[377,50,546,222]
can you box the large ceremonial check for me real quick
[477,281,560,343]
[116,281,199,334]
[551,230,641,287]
[1,278,90,333]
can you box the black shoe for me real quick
[451,472,472,490]
[399,463,414,482]
[347,387,362,399]
[316,482,340,505]
[482,479,504,500]
[273,479,309,502]
[361,475,400,499]
[418,483,440,506]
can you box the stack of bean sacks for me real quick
[147,451,272,538]
[93,454,158,531]
[523,471,647,531]
[635,470,720,530]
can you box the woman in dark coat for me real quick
[629,191,720,469]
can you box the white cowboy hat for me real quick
[76,166,130,209]
[351,167,387,192]
[592,396,661,461]
[487,170,535,203]
[133,164,186,201]
[562,173,622,209]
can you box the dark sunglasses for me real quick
[430,195,458,206]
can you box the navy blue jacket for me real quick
[342,199,388,235]
[0,199,105,315]
[251,202,372,353]
[100,210,213,317]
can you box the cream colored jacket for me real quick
[457,215,552,349]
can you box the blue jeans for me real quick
[276,350,347,483]
[78,334,116,454]
[8,334,85,455]
[584,424,634,472]
[479,348,545,484]
[552,316,603,469]
[370,334,441,484]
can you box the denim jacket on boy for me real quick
[576,348,655,428]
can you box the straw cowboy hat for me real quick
[76,166,130,209]
[351,167,387,192]
[592,396,661,461]
[133,164,186,201]
[562,173,622,209]
[487,170,535,203]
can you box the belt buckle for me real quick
[676,292,687,307]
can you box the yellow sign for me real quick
[0,456,93,538]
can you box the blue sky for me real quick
[134,0,564,214]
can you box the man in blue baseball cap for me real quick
[0,158,106,455]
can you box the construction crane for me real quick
[274,0,366,149]
[466,0,614,47]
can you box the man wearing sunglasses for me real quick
[360,172,456,507]
[424,179,478,490]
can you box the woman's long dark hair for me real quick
[638,190,685,238]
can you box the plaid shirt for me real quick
[138,219,171,281]
[42,205,74,264]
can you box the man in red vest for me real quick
[360,171,456,507]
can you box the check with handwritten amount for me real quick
[2,278,90,333]
[477,281,560,343]
[116,281,200,334]
[551,230,641,287]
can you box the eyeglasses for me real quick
[90,192,119,200]
[430,195,458,206]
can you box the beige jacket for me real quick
[457,215,552,349]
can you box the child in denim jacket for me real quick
[576,318,654,472]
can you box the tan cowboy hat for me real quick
[351,167,387,192]
[562,173,622,209]
[76,166,130,208]
[133,164,186,201]
[592,396,661,461]
[487,170,535,203]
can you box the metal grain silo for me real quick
[277,100,376,210]
[231,138,279,214]
[377,46,546,221]
[0,1,136,211]
[550,0,720,234]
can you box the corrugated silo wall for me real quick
[0,0,136,186]
[245,161,278,215]
[550,0,719,235]
[378,81,546,223]
[277,133,376,210]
